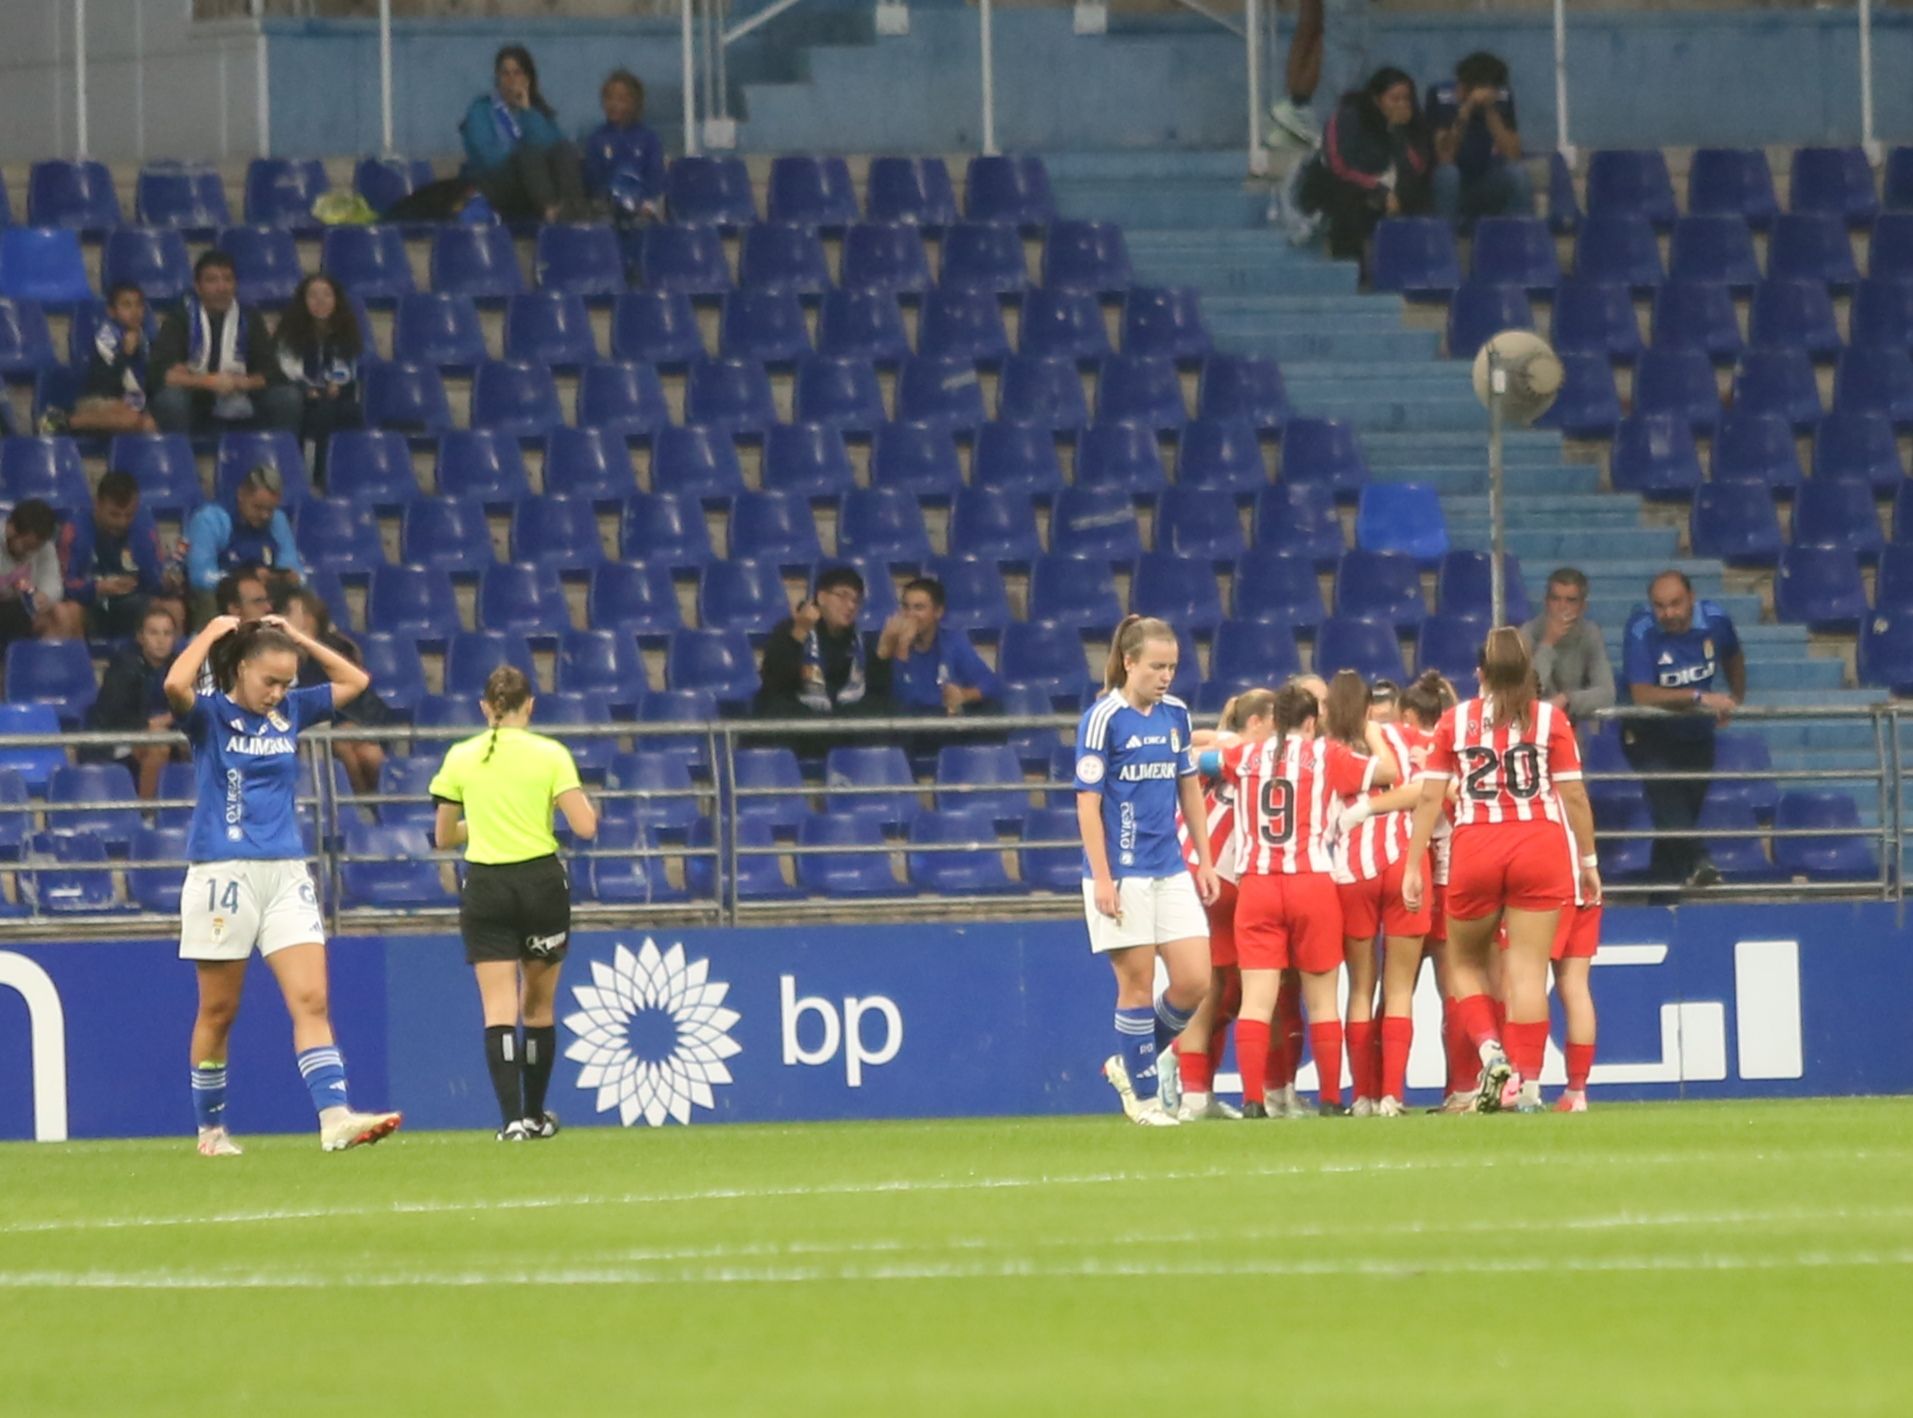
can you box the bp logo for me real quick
[563,938,741,1127]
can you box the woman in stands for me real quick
[164,613,400,1157]
[274,274,363,489]
[1295,66,1434,264]
[1076,615,1219,1127]
[1402,628,1600,1112]
[460,44,591,224]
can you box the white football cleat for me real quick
[321,1109,403,1152]
[1350,1097,1375,1118]
[1103,1054,1142,1120]
[1156,1047,1182,1115]
[1553,1090,1589,1114]
[1473,1045,1514,1114]
[196,1126,243,1157]
[1375,1096,1406,1117]
[1275,1084,1312,1119]
[1130,1100,1181,1127]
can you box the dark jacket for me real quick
[755,620,893,716]
[89,646,173,732]
[148,304,282,394]
[1314,92,1434,213]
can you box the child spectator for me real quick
[582,69,667,223]
[69,284,159,436]
[275,274,364,489]
[86,603,182,798]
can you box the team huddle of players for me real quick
[1075,616,1603,1126]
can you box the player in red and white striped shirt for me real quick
[1222,683,1397,1116]
[1403,628,1601,1112]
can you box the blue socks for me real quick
[1115,1006,1158,1100]
[296,1045,349,1116]
[1154,995,1194,1055]
[190,1061,227,1131]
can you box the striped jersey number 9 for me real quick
[1258,779,1296,845]
[1459,743,1543,801]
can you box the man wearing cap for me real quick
[180,465,304,626]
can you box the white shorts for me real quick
[1081,874,1210,954]
[179,860,327,962]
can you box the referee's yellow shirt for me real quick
[430,727,583,865]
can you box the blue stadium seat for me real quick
[1212,617,1302,684]
[998,354,1090,433]
[666,155,756,228]
[4,640,97,724]
[1123,286,1212,363]
[321,224,415,304]
[575,360,670,439]
[965,155,1054,229]
[1586,149,1677,226]
[685,355,778,437]
[896,354,987,430]
[44,763,140,851]
[215,430,311,508]
[925,555,1013,637]
[1174,417,1266,498]
[1042,220,1132,294]
[1470,216,1561,292]
[918,283,1013,363]
[726,746,811,834]
[1689,482,1783,566]
[398,496,492,575]
[1276,417,1366,498]
[509,494,605,573]
[1437,551,1531,624]
[1019,805,1084,892]
[544,426,635,504]
[1687,148,1779,228]
[472,359,566,439]
[609,745,705,835]
[354,633,427,717]
[1047,485,1141,563]
[1534,350,1623,439]
[434,433,528,513]
[1447,279,1533,361]
[1029,554,1122,629]
[393,292,487,369]
[940,222,1031,294]
[1712,409,1803,491]
[695,559,789,635]
[366,563,461,642]
[1,436,90,513]
[1609,412,1702,497]
[243,157,328,231]
[1704,730,1779,820]
[686,815,798,901]
[1356,483,1448,564]
[866,156,959,229]
[934,743,1030,826]
[354,155,436,217]
[1073,420,1166,495]
[816,287,911,365]
[533,223,624,300]
[1635,346,1723,431]
[527,691,616,778]
[1814,411,1906,491]
[1791,146,1878,226]
[295,498,383,574]
[445,629,536,698]
[1887,148,1913,211]
[362,360,452,433]
[101,226,193,303]
[667,627,760,707]
[1651,280,1744,362]
[430,224,524,301]
[1313,615,1405,681]
[0,703,63,793]
[1549,151,1583,234]
[651,423,746,502]
[731,490,824,568]
[1734,346,1825,432]
[760,422,855,498]
[1667,215,1762,291]
[0,767,30,859]
[837,487,933,563]
[1334,549,1426,628]
[796,813,907,898]
[619,492,719,571]
[28,159,122,232]
[822,744,920,828]
[949,486,1041,565]
[999,621,1092,704]
[908,808,1015,894]
[841,222,932,296]
[1859,606,1913,693]
[1852,278,1913,353]
[1767,212,1860,289]
[1774,543,1868,629]
[108,433,203,519]
[972,420,1064,498]
[868,422,962,499]
[504,290,597,367]
[1792,474,1884,561]
[151,761,202,831]
[1572,214,1664,291]
[636,224,732,297]
[766,155,857,229]
[1772,789,1876,880]
[373,755,441,829]
[1371,218,1461,299]
[1697,797,1786,884]
[737,221,833,297]
[1195,355,1287,431]
[610,289,704,366]
[1233,549,1324,631]
[1748,278,1843,361]
[1020,285,1114,363]
[1590,789,1653,881]
[1873,212,1913,280]
[555,627,650,716]
[588,559,683,642]
[339,822,447,908]
[1416,613,1490,682]
[719,288,812,365]
[135,164,230,237]
[28,832,124,915]
[414,693,486,732]
[218,225,303,305]
[127,824,190,913]
[1253,482,1345,567]
[1097,354,1185,429]
[0,228,91,305]
[1833,346,1913,428]
[1549,279,1643,363]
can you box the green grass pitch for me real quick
[3,1101,1912,1417]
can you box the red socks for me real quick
[1344,1019,1377,1103]
[1236,1019,1271,1104]
[1180,1042,1212,1094]
[1565,1041,1595,1092]
[1380,1016,1413,1101]
[1490,998,1508,1039]
[1453,993,1500,1051]
[1504,1020,1548,1082]
[1309,1021,1344,1105]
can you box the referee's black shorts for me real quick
[459,855,572,965]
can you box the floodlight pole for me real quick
[1488,345,1507,630]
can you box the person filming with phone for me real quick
[753,565,903,750]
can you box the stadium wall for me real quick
[3,902,1910,1142]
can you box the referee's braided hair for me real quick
[214,623,298,695]
[480,664,534,764]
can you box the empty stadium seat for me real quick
[4,640,97,724]
[610,289,705,365]
[0,228,91,305]
[373,755,440,830]
[1689,482,1784,565]
[218,225,303,304]
[1212,617,1303,684]
[339,822,447,908]
[836,486,933,563]
[354,155,436,217]
[588,559,684,641]
[1609,412,1702,497]
[446,629,537,698]
[353,633,427,717]
[1772,789,1877,880]
[0,299,53,380]
[908,808,1016,894]
[938,225,1030,302]
[651,424,746,502]
[1852,278,1913,353]
[636,224,732,297]
[1018,805,1083,892]
[737,221,833,297]
[685,356,778,436]
[1774,543,1869,628]
[603,749,702,835]
[972,420,1064,498]
[666,154,756,228]
[1254,482,1345,566]
[1873,212,1913,281]
[767,155,858,229]
[504,290,598,367]
[1887,148,1913,212]
[127,825,189,914]
[1591,791,1654,881]
[1447,279,1532,361]
[1123,286,1212,363]
[0,767,29,859]
[1651,280,1744,362]
[1587,149,1677,226]
[819,744,918,828]
[397,496,492,574]
[1573,214,1664,291]
[997,354,1091,433]
[0,703,62,793]
[896,354,988,430]
[688,815,798,901]
[44,763,140,851]
[1131,551,1226,631]
[695,561,789,637]
[28,159,121,232]
[797,813,908,898]
[1735,346,1825,431]
[965,154,1054,228]
[393,292,487,369]
[533,222,625,300]
[1043,487,1140,565]
[295,498,383,574]
[1313,615,1405,680]
[1833,346,1913,427]
[509,495,605,574]
[1792,474,1884,560]
[1371,218,1461,299]
[1028,554,1122,630]
[1071,420,1165,496]
[430,224,524,301]
[934,742,1030,826]
[1748,278,1842,361]
[619,490,718,570]
[816,287,912,365]
[1635,346,1723,431]
[1549,279,1643,363]
[841,222,933,296]
[242,157,327,232]
[366,563,461,642]
[1415,612,1490,682]
[29,832,124,915]
[949,486,1042,565]
[108,433,202,519]
[1814,411,1906,491]
[552,627,649,716]
[1791,146,1878,225]
[760,422,856,498]
[1712,409,1803,491]
[102,226,193,303]
[1170,421,1267,506]
[1470,216,1561,291]
[1535,350,1624,439]
[1197,354,1289,430]
[525,691,615,778]
[433,429,529,508]
[719,288,813,364]
[725,746,810,834]
[868,422,962,499]
[321,224,415,304]
[1768,212,1860,289]
[1437,550,1530,624]
[1041,220,1132,294]
[1687,148,1778,228]
[541,426,631,503]
[0,435,88,512]
[362,360,453,433]
[919,283,1013,363]
[1356,484,1448,564]
[999,621,1092,703]
[1232,550,1323,631]
[730,490,824,568]
[1696,797,1786,884]
[1020,285,1114,362]
[1667,215,1762,291]
[1335,549,1426,628]
[1097,354,1186,429]
[866,156,959,229]
[576,360,671,438]
[1858,606,1913,693]
[925,555,1013,637]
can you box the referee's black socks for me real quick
[484,1025,522,1128]
[523,1025,557,1121]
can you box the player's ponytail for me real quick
[213,623,298,694]
[1219,687,1276,734]
[1321,670,1371,747]
[1400,669,1451,728]
[479,664,534,764]
[1103,614,1175,692]
[1478,625,1537,732]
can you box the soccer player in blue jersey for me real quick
[1075,615,1219,1126]
[163,613,402,1156]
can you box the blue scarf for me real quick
[798,626,867,712]
[185,294,248,375]
[279,336,357,391]
[95,316,147,411]
[490,93,525,147]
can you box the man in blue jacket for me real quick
[181,464,303,625]
[57,470,182,640]
[884,577,1001,717]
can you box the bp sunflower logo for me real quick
[563,938,742,1127]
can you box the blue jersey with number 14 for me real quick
[1074,691,1197,879]
[181,684,332,862]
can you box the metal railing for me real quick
[0,702,1903,938]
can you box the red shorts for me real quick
[1206,877,1239,968]
[1446,820,1576,921]
[1552,902,1602,961]
[1235,872,1344,974]
[1337,852,1433,940]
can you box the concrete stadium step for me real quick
[1141,263,1360,296]
[1279,360,1468,391]
[1199,294,1404,327]
[1752,722,1889,750]
[1279,392,1502,432]
[1593,622,1811,651]
[1446,493,1645,527]
[1051,180,1267,230]
[1391,465,1601,496]
[1455,527,1677,562]
[1212,327,1443,364]
[1044,152,1252,182]
[1584,592,1760,626]
[1361,429,1565,466]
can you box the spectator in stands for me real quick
[275,586,389,794]
[183,465,303,625]
[1622,570,1746,889]
[1295,67,1433,264]
[460,44,591,224]
[0,499,81,646]
[58,470,183,642]
[1266,0,1374,150]
[86,603,181,798]
[68,283,158,437]
[1426,50,1533,228]
[198,568,271,693]
[150,250,300,439]
[274,274,364,489]
[1522,567,1615,724]
[754,566,900,732]
[883,577,1001,717]
[582,69,667,224]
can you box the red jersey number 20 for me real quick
[1459,743,1543,802]
[1258,778,1295,845]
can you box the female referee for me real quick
[431,665,598,1141]
[1077,615,1219,1127]
[164,614,402,1157]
